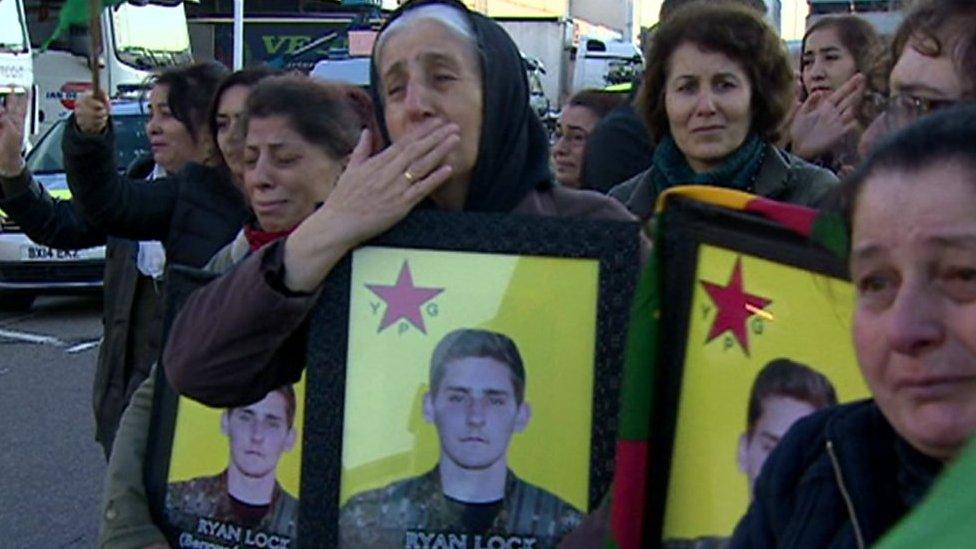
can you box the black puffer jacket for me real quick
[56,117,248,455]
[62,118,248,268]
[730,400,942,549]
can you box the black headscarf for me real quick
[369,0,553,213]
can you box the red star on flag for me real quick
[366,261,444,334]
[700,257,772,354]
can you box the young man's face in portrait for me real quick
[737,396,816,494]
[222,390,297,479]
[424,357,531,471]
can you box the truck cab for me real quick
[28,0,193,138]
[571,36,642,93]
[0,0,38,141]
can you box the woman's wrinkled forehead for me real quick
[375,4,478,70]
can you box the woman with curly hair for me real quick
[609,2,838,222]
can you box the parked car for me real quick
[0,99,149,310]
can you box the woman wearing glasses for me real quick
[859,0,976,158]
[550,89,624,189]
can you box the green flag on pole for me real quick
[42,0,128,50]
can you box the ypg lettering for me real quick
[699,257,772,355]
[404,531,538,549]
[366,261,444,334]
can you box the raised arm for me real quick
[163,242,316,407]
[0,170,108,250]
[165,122,459,405]
[62,93,178,241]
[0,92,106,250]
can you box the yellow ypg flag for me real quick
[341,246,601,511]
[663,244,869,540]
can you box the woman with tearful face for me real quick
[164,0,642,409]
[609,3,838,223]
[96,74,379,549]
[731,106,976,548]
[163,1,645,546]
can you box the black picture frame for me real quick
[643,196,850,545]
[145,264,221,541]
[300,209,641,546]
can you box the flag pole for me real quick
[233,0,244,70]
[89,0,102,92]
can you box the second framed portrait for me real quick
[147,267,307,548]
[300,210,642,547]
[643,194,871,548]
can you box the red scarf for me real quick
[243,224,296,251]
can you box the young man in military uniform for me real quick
[165,385,300,543]
[340,329,583,548]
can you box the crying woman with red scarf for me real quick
[202,75,384,271]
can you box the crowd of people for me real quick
[1,0,976,546]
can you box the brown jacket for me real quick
[163,185,645,406]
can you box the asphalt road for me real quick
[0,295,106,547]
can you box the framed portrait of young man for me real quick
[618,192,871,548]
[299,210,642,547]
[146,266,306,549]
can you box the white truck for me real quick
[0,0,38,141]
[571,35,642,93]
[26,0,193,139]
[496,17,642,110]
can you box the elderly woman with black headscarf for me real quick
[164,0,641,431]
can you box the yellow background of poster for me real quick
[340,247,599,511]
[167,373,306,496]
[663,245,870,539]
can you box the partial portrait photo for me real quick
[340,328,583,547]
[163,380,305,548]
[657,243,870,544]
[319,245,618,548]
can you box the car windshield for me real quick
[26,113,150,177]
[0,0,29,53]
[112,2,192,70]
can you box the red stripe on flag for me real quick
[745,198,818,237]
[611,440,648,549]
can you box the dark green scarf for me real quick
[650,133,766,195]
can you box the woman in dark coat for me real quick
[163,3,644,547]
[0,62,229,457]
[609,3,838,222]
[731,106,976,548]
[165,0,643,404]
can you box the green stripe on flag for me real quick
[616,242,661,440]
[42,0,129,50]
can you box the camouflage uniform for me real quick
[339,467,583,548]
[165,470,298,538]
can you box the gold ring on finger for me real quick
[404,170,415,183]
